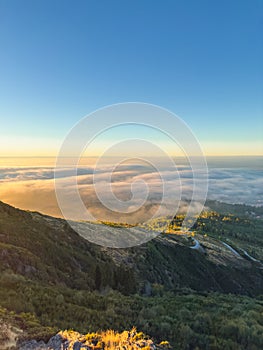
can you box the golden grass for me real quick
[59,327,170,349]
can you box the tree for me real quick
[95,265,102,290]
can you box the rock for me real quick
[73,341,82,350]
[47,334,63,350]
[19,339,47,349]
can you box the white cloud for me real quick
[0,160,262,221]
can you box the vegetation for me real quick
[0,200,262,349]
[98,220,136,228]
[55,327,169,350]
[194,210,263,260]
[0,284,263,349]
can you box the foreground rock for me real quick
[18,328,170,350]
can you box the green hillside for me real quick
[0,201,262,349]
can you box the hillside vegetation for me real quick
[0,201,262,349]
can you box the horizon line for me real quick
[0,155,262,158]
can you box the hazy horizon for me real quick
[0,155,262,223]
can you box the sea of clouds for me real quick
[0,157,262,221]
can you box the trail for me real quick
[221,242,241,257]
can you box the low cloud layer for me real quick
[0,158,262,222]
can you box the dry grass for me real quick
[59,327,170,349]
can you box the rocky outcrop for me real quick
[18,329,170,350]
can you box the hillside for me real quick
[0,201,263,349]
[0,200,262,296]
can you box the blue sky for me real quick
[0,0,262,156]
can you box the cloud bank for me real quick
[0,158,262,222]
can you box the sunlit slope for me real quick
[0,200,262,296]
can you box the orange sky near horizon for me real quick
[0,135,262,159]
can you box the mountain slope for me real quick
[0,201,263,349]
[0,200,262,296]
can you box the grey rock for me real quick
[73,341,82,350]
[18,339,47,349]
[47,334,63,350]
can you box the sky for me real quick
[0,0,262,156]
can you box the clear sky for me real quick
[0,0,262,156]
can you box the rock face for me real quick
[18,329,170,350]
[18,335,65,350]
[19,339,48,349]
[46,334,64,350]
[18,336,63,350]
